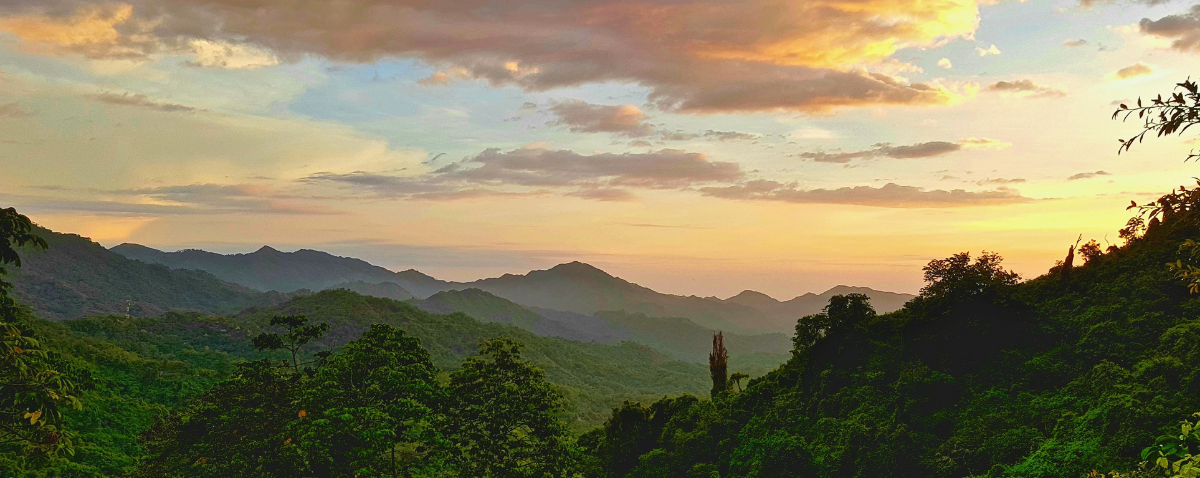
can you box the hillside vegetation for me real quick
[578,189,1200,478]
[12,228,292,320]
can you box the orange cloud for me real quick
[0,3,156,58]
[0,0,986,112]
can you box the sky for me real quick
[2,0,1200,299]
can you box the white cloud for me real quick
[976,44,1002,56]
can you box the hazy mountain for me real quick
[459,261,776,332]
[413,288,632,344]
[12,228,292,320]
[111,243,449,295]
[412,288,790,374]
[111,243,913,333]
[724,285,915,324]
[325,280,414,301]
[232,289,711,425]
[595,310,791,362]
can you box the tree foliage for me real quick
[0,208,85,457]
[442,338,580,478]
[1114,78,1200,161]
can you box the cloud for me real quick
[17,183,339,216]
[977,178,1026,185]
[89,92,197,112]
[566,188,637,202]
[417,68,472,87]
[958,137,1013,149]
[547,101,760,142]
[976,44,1002,56]
[984,79,1067,98]
[799,138,1008,163]
[440,147,743,188]
[548,100,655,137]
[115,183,338,214]
[186,39,279,69]
[703,130,762,142]
[0,0,983,113]
[1067,170,1111,180]
[699,181,1030,208]
[938,58,953,69]
[1063,39,1089,47]
[304,145,743,201]
[0,102,32,118]
[1140,6,1200,53]
[1112,62,1155,79]
[302,171,464,199]
[791,128,837,140]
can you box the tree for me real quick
[0,208,46,317]
[295,324,446,477]
[792,294,875,356]
[1114,78,1200,161]
[919,251,1019,301]
[252,315,330,375]
[442,338,579,478]
[0,208,84,455]
[134,360,307,478]
[708,332,728,397]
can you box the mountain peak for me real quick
[729,290,776,301]
[254,245,281,254]
[547,261,612,278]
[822,285,873,296]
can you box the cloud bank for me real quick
[700,181,1030,208]
[0,0,984,113]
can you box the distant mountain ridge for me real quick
[112,244,915,332]
[13,229,294,320]
[111,243,446,295]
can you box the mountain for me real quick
[459,262,913,333]
[594,310,790,362]
[111,243,450,295]
[412,288,790,373]
[724,284,915,324]
[413,288,633,344]
[459,261,777,332]
[11,228,292,320]
[227,289,711,425]
[325,280,413,301]
[112,243,913,333]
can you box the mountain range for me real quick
[111,243,915,333]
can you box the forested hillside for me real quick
[230,289,712,425]
[9,180,1200,477]
[11,228,293,320]
[112,244,446,295]
[115,243,913,334]
[578,187,1200,478]
[413,288,791,370]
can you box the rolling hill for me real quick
[111,243,914,333]
[10,228,293,320]
[111,243,447,295]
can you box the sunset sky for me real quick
[3,0,1200,298]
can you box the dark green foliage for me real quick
[252,315,330,374]
[443,338,580,477]
[135,330,581,477]
[10,227,293,320]
[0,208,47,312]
[0,209,87,459]
[297,324,444,476]
[134,360,305,478]
[582,199,1200,478]
[1113,78,1200,161]
[236,290,711,426]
